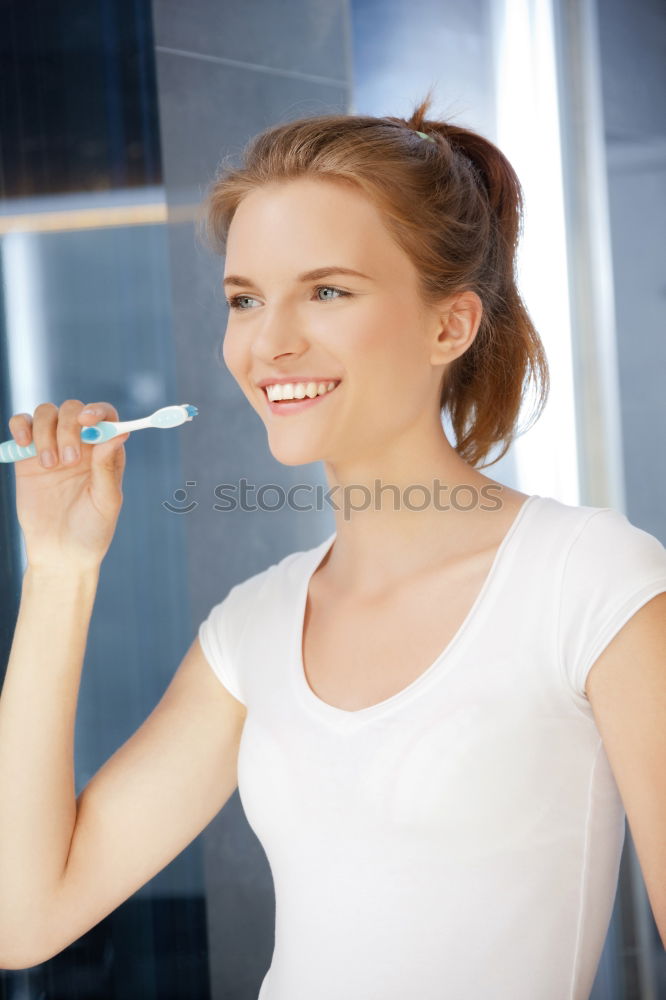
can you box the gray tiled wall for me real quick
[599,0,666,544]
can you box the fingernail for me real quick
[81,408,100,416]
[41,450,56,468]
[63,446,78,464]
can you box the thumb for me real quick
[89,432,130,494]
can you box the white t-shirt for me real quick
[198,494,666,1000]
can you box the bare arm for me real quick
[0,564,99,966]
[586,591,666,949]
[0,566,245,970]
[1,400,245,969]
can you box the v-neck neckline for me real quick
[291,494,541,731]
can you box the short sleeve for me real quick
[558,507,666,699]
[198,582,247,706]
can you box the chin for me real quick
[267,441,326,467]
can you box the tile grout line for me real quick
[155,45,347,87]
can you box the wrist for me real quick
[23,562,101,586]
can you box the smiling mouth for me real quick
[262,382,341,403]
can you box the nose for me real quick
[250,305,310,362]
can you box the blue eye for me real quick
[226,285,351,310]
[315,286,349,302]
[227,294,257,311]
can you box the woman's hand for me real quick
[8,400,130,572]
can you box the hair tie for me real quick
[414,130,436,143]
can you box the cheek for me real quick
[350,306,424,387]
[221,330,266,414]
[221,328,246,378]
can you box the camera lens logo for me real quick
[162,481,198,513]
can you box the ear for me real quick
[428,289,484,367]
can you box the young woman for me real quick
[2,95,665,998]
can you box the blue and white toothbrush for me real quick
[0,404,199,463]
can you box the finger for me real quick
[8,413,34,446]
[56,399,86,466]
[76,401,121,424]
[31,403,59,468]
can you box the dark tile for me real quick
[153,0,349,83]
[154,49,349,202]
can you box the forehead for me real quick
[225,178,408,278]
[230,176,377,225]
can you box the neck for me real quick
[319,420,520,593]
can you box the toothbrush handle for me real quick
[0,440,39,463]
[0,422,119,463]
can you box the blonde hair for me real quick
[204,91,550,469]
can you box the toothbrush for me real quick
[0,404,199,463]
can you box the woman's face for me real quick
[222,177,447,467]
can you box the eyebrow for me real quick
[222,266,373,289]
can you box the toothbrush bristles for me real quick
[183,404,198,418]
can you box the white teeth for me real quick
[266,380,339,401]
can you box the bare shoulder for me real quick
[472,480,533,547]
[480,480,531,514]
